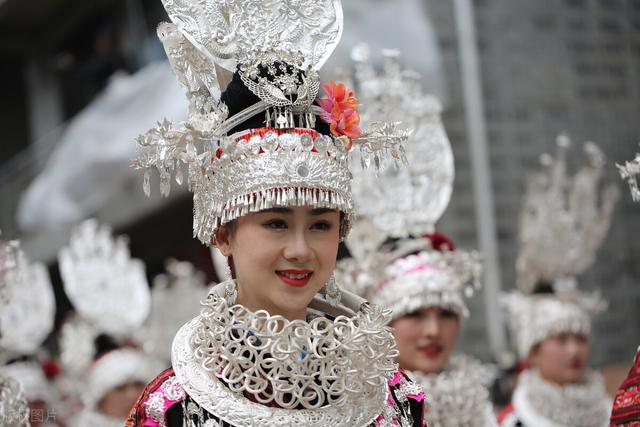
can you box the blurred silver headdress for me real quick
[502,291,605,358]
[0,239,55,355]
[335,47,481,320]
[337,235,482,321]
[138,259,207,362]
[0,374,29,427]
[58,220,159,410]
[516,135,619,293]
[0,235,17,330]
[133,0,410,245]
[617,143,640,202]
[0,236,31,427]
[503,135,617,357]
[58,219,151,337]
[0,361,58,405]
[348,45,454,238]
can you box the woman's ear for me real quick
[214,226,232,257]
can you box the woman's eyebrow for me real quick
[308,208,336,216]
[259,207,293,214]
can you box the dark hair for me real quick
[220,67,331,135]
[532,281,555,295]
[94,333,120,359]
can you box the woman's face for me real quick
[528,332,590,385]
[215,206,341,320]
[390,307,460,373]
[98,381,146,420]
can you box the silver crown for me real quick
[58,219,151,337]
[617,143,640,202]
[132,0,410,246]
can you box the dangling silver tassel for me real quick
[276,108,287,128]
[308,110,316,128]
[324,275,341,307]
[224,279,237,305]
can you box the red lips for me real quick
[276,269,313,287]
[420,344,443,358]
[569,359,584,370]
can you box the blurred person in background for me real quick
[498,139,618,427]
[340,233,498,427]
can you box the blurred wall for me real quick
[429,0,640,365]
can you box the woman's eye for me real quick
[439,309,457,319]
[404,310,423,319]
[311,221,332,230]
[264,219,287,229]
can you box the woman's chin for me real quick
[268,290,316,318]
[414,355,447,374]
[563,369,586,384]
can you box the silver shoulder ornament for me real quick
[171,282,400,426]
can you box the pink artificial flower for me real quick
[317,80,362,144]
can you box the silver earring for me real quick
[223,257,233,281]
[224,279,237,306]
[324,275,341,307]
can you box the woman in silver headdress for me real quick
[336,47,497,427]
[498,138,618,427]
[379,235,497,427]
[125,1,426,426]
[340,232,497,427]
[57,220,160,427]
[610,147,640,426]
[498,289,613,427]
[1,238,57,427]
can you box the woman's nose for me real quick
[283,230,312,263]
[421,317,440,338]
[566,337,583,355]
